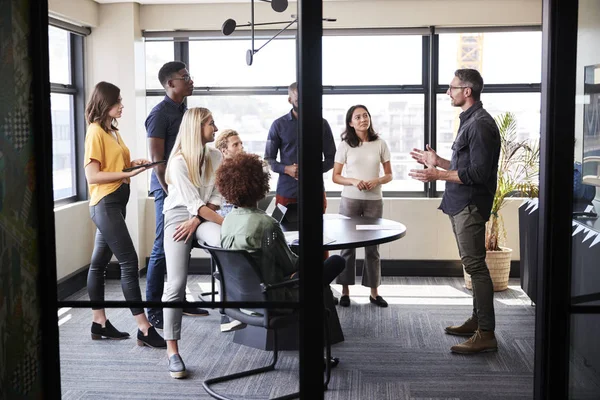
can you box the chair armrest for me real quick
[260,278,300,293]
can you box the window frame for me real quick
[143,26,542,199]
[49,18,88,206]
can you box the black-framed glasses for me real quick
[172,75,193,83]
[448,85,470,91]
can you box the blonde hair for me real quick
[215,129,239,152]
[166,107,214,188]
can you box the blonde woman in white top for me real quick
[332,104,393,308]
[162,107,223,379]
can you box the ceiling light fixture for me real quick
[221,0,336,65]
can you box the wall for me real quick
[48,0,98,27]
[140,0,541,31]
[574,0,600,163]
[51,0,535,279]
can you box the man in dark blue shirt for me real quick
[409,69,500,355]
[146,61,208,328]
[264,82,336,207]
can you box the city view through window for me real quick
[50,30,542,201]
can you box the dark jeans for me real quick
[87,184,143,316]
[449,204,496,331]
[146,188,167,321]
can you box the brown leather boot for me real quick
[445,317,478,336]
[450,330,498,354]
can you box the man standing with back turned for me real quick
[146,61,209,330]
[409,68,500,354]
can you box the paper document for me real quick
[356,224,404,230]
[323,214,350,220]
[284,231,336,245]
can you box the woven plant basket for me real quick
[463,247,512,292]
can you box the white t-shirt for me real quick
[334,138,391,200]
[163,147,223,217]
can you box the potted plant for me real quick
[464,112,540,291]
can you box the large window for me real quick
[144,28,542,197]
[49,23,86,203]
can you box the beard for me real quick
[292,104,299,113]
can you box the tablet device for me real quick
[122,160,166,172]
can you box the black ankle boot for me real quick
[91,320,130,340]
[137,326,167,348]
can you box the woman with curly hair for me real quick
[162,107,223,378]
[217,152,345,302]
[332,104,393,308]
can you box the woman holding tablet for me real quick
[84,81,165,348]
[332,104,393,308]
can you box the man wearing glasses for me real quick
[145,61,209,330]
[409,69,500,354]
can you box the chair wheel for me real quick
[323,356,340,370]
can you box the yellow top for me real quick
[84,122,131,206]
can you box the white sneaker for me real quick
[220,319,247,332]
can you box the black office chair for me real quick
[194,240,219,302]
[198,243,335,400]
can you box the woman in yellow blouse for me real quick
[84,81,165,348]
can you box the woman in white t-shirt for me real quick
[332,105,393,308]
[162,107,224,379]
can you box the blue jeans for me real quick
[146,188,167,321]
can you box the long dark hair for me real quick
[85,81,120,133]
[341,104,379,148]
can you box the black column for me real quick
[32,0,62,396]
[297,0,324,398]
[535,0,579,398]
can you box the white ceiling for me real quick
[93,0,356,3]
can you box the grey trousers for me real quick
[163,206,221,341]
[449,204,496,331]
[336,197,384,288]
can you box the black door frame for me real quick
[535,0,579,398]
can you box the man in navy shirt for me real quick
[146,61,208,329]
[264,82,336,208]
[409,69,500,354]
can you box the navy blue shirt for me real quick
[264,110,336,198]
[146,96,187,193]
[439,101,501,221]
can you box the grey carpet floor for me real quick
[59,276,535,399]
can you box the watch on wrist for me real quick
[195,214,202,222]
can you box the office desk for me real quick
[233,215,407,351]
[284,215,407,251]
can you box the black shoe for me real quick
[332,296,339,306]
[183,307,209,316]
[91,320,130,340]
[148,315,163,330]
[339,295,350,307]
[137,326,167,348]
[168,354,187,379]
[369,295,388,308]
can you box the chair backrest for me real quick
[198,243,267,315]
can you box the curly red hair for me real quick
[216,153,270,207]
